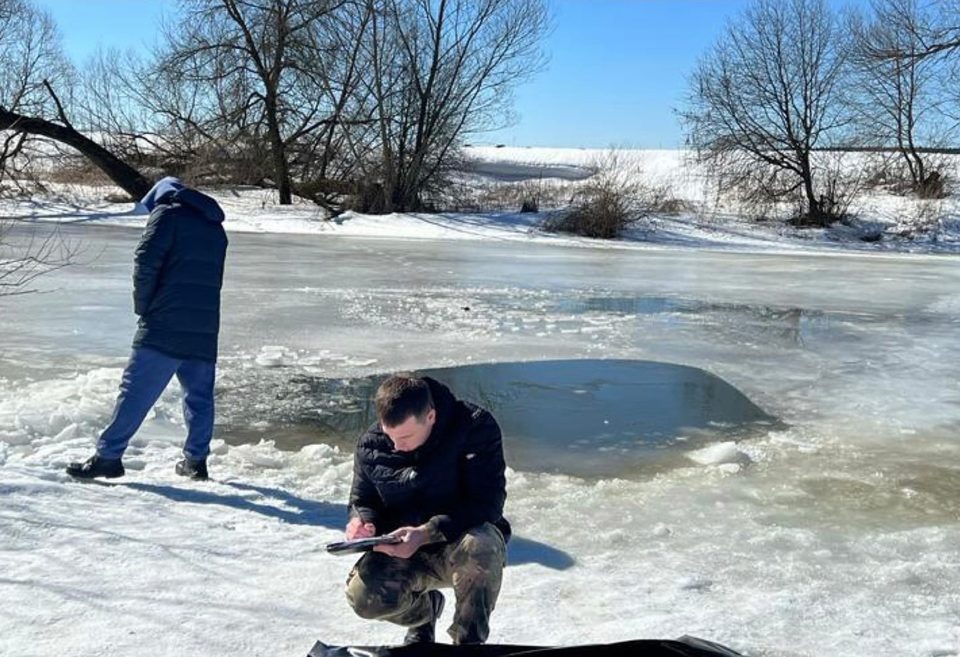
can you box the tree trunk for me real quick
[803,178,821,224]
[265,98,293,205]
[798,151,823,226]
[270,135,293,205]
[0,107,152,199]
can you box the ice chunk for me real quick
[1,431,32,446]
[231,442,286,469]
[52,423,79,442]
[299,444,337,459]
[255,345,297,368]
[686,441,751,466]
[345,358,378,367]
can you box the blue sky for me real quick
[36,0,856,148]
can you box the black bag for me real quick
[307,636,744,657]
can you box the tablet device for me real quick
[325,534,403,555]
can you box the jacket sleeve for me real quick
[132,209,175,316]
[348,443,383,526]
[426,411,507,542]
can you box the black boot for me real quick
[403,590,445,645]
[175,457,209,481]
[66,455,124,480]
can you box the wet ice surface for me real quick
[2,224,960,656]
[220,359,774,479]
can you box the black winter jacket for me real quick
[131,187,227,362]
[349,377,511,544]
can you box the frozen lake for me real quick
[1,223,959,656]
[223,359,775,479]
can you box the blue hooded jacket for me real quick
[132,177,228,362]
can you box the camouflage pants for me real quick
[345,522,506,644]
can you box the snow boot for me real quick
[175,457,209,481]
[403,590,445,645]
[66,455,125,480]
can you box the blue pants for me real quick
[96,347,217,461]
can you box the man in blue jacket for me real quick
[66,177,228,480]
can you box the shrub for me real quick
[542,181,634,238]
[541,149,666,239]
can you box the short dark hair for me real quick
[375,374,434,427]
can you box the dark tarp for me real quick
[307,636,744,657]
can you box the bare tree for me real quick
[0,0,152,198]
[0,0,68,118]
[281,0,381,208]
[0,92,154,198]
[73,0,547,213]
[0,220,78,297]
[869,0,960,59]
[153,0,351,205]
[0,0,69,186]
[71,49,167,179]
[77,44,261,186]
[681,0,849,225]
[0,0,89,295]
[357,0,548,213]
[848,0,951,196]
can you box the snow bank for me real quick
[6,147,960,254]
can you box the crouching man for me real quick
[344,373,510,645]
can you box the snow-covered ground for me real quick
[5,146,960,254]
[2,150,960,657]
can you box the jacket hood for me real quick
[140,176,225,223]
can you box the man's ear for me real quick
[426,408,437,425]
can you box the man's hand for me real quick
[374,525,431,559]
[345,517,376,540]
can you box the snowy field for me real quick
[1,149,960,657]
[6,146,960,254]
